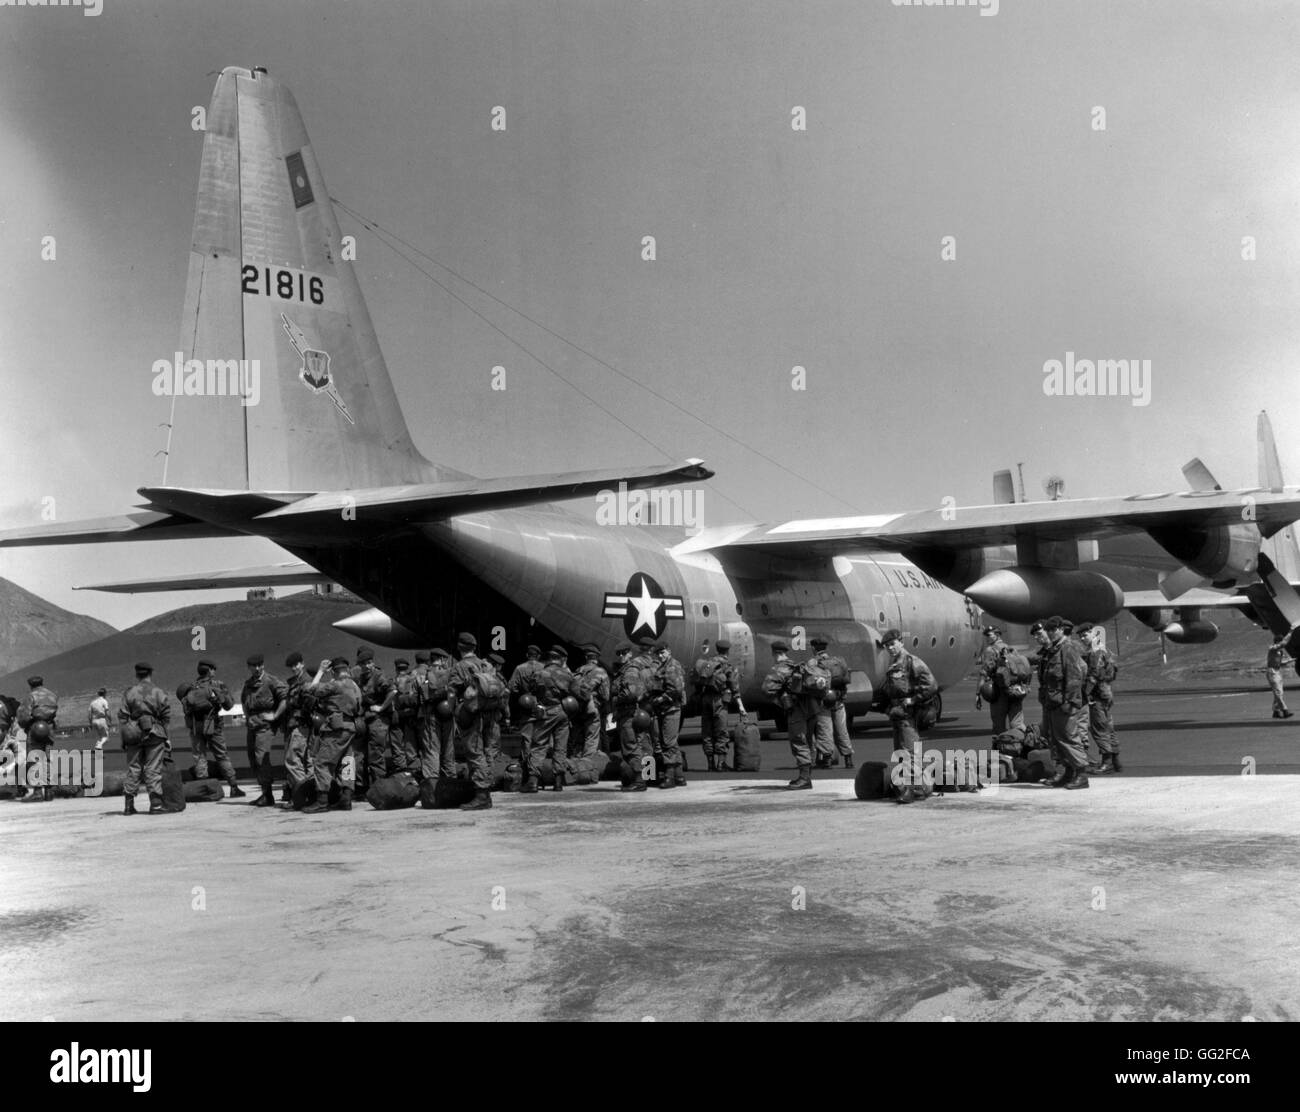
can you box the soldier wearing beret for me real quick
[610,643,650,793]
[282,651,315,801]
[649,642,686,788]
[177,659,241,797]
[241,653,288,807]
[761,641,811,788]
[879,629,939,804]
[571,644,611,761]
[694,639,738,772]
[301,657,363,813]
[1038,616,1090,789]
[17,675,58,803]
[349,646,392,792]
[507,644,546,760]
[447,632,495,809]
[119,663,180,815]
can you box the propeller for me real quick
[1158,565,1210,601]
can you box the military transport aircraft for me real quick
[4,66,1300,725]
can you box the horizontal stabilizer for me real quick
[76,562,328,594]
[0,511,235,549]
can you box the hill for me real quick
[0,577,117,677]
[0,591,376,721]
[1106,609,1273,689]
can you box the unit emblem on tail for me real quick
[281,313,355,425]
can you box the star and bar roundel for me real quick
[602,572,686,640]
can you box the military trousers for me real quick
[1046,705,1090,770]
[455,709,495,790]
[1269,669,1288,714]
[830,702,853,758]
[191,727,237,784]
[1089,697,1117,755]
[124,738,166,798]
[699,693,731,762]
[283,723,312,788]
[652,706,682,773]
[616,710,652,782]
[312,726,356,794]
[526,705,569,778]
[416,715,456,779]
[245,723,276,792]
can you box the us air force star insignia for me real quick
[602,572,686,639]
[280,313,355,425]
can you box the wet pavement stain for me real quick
[0,907,91,952]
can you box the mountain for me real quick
[0,590,375,721]
[0,577,118,678]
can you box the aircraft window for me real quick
[878,611,886,624]
[930,637,937,647]
[911,637,919,648]
[761,604,770,616]
[702,605,711,617]
[735,603,743,615]
[948,637,955,647]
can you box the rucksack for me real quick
[426,660,452,701]
[469,661,505,706]
[693,657,725,693]
[1096,652,1118,683]
[999,650,1032,696]
[906,658,941,729]
[393,672,422,717]
[182,681,216,717]
[28,689,57,721]
[800,658,832,693]
[613,662,647,703]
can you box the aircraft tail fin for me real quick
[1258,410,1300,582]
[168,66,456,492]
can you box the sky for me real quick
[3,0,1300,628]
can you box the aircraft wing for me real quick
[1120,588,1250,610]
[75,562,329,594]
[685,488,1300,557]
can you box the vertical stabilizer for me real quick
[1258,410,1300,581]
[168,67,458,492]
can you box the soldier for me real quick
[523,644,574,793]
[694,639,737,771]
[803,637,840,769]
[1038,616,1090,789]
[610,643,650,793]
[17,675,58,803]
[761,641,809,789]
[650,642,686,788]
[301,657,362,813]
[508,644,546,756]
[352,647,391,790]
[282,652,314,801]
[241,653,288,807]
[1266,638,1294,719]
[424,648,457,778]
[1077,623,1123,774]
[879,629,939,804]
[570,644,610,760]
[389,657,422,775]
[979,626,1032,736]
[0,695,26,799]
[88,688,110,751]
[119,662,181,815]
[448,632,495,810]
[178,660,242,797]
[820,640,854,769]
[483,653,510,768]
[628,637,664,781]
[1029,620,1055,757]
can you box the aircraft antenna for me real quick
[332,197,862,517]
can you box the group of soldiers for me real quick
[975,617,1121,793]
[11,616,1299,813]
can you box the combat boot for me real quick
[620,775,647,793]
[1095,754,1117,774]
[280,786,292,804]
[1064,770,1090,790]
[896,785,916,805]
[329,789,353,811]
[520,776,539,794]
[786,765,813,790]
[1110,754,1123,773]
[658,769,676,789]
[706,755,717,772]
[844,755,854,770]
[460,789,493,811]
[1284,710,1295,719]
[148,793,165,813]
[228,783,247,798]
[553,772,565,792]
[252,790,276,807]
[123,795,136,816]
[300,797,330,814]
[673,766,687,786]
[1047,764,1072,787]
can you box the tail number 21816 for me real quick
[241,265,324,305]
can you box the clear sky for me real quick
[3,0,1300,628]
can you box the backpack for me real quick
[906,658,941,729]
[28,689,57,722]
[469,661,505,707]
[999,650,1033,698]
[1096,652,1118,683]
[613,662,647,703]
[426,660,452,701]
[693,657,725,693]
[182,681,216,717]
[393,672,422,718]
[800,657,833,693]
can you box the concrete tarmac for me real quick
[2,681,1298,1022]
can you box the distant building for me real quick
[246,588,276,601]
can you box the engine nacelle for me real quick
[1146,522,1260,586]
[1130,607,1172,632]
[963,567,1123,624]
[1163,619,1219,644]
[332,607,425,648]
